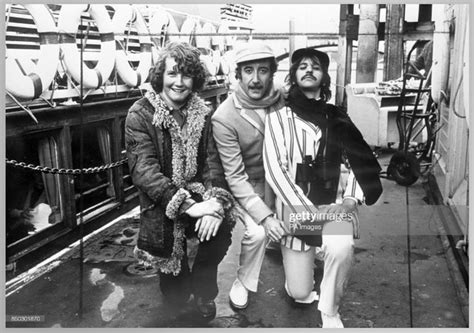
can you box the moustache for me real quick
[248,84,263,90]
[303,74,317,80]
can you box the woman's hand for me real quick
[195,215,223,242]
[185,198,224,219]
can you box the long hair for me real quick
[286,55,332,102]
[234,57,278,81]
[149,42,207,93]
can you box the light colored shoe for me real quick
[284,281,319,304]
[321,312,344,328]
[229,278,249,309]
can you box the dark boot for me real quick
[195,296,216,319]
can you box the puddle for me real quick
[89,268,125,322]
[100,283,124,322]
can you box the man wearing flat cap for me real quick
[211,42,287,309]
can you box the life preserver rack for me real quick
[112,5,152,88]
[58,4,116,90]
[5,4,232,103]
[5,4,60,100]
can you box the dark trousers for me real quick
[159,223,233,304]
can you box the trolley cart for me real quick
[387,41,442,186]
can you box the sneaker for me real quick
[284,281,319,305]
[229,278,249,309]
[195,297,216,319]
[321,312,344,328]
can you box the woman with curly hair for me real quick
[125,42,236,319]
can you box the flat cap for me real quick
[234,41,275,64]
[291,48,330,68]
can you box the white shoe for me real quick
[284,281,319,304]
[321,312,344,328]
[229,278,248,309]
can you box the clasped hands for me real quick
[262,199,358,242]
[185,197,225,242]
[316,198,358,217]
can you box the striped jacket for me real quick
[263,106,364,224]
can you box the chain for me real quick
[5,158,128,175]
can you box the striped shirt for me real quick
[263,106,364,251]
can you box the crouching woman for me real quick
[125,42,236,319]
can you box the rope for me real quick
[5,158,128,175]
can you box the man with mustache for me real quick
[211,42,287,309]
[263,47,382,327]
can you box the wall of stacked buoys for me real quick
[5,4,235,101]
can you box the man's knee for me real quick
[287,283,313,301]
[324,236,353,262]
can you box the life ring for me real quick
[165,12,180,43]
[431,4,450,105]
[149,7,168,47]
[211,49,222,76]
[195,22,208,49]
[218,22,235,49]
[194,23,214,77]
[5,4,59,100]
[58,4,115,89]
[218,51,231,75]
[196,22,216,49]
[220,50,233,75]
[148,7,169,64]
[199,48,216,77]
[214,24,225,51]
[198,23,222,76]
[179,17,197,44]
[112,5,152,88]
[207,23,220,49]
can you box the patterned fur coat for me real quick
[125,91,236,275]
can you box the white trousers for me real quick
[282,220,354,316]
[236,209,267,292]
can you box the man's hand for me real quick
[316,199,357,219]
[195,215,223,242]
[261,216,289,242]
[186,198,224,219]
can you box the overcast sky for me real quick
[168,3,423,33]
[251,4,340,33]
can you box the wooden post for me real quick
[58,125,77,228]
[111,117,124,204]
[336,5,355,106]
[356,4,380,83]
[384,4,405,81]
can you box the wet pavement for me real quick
[5,152,469,328]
